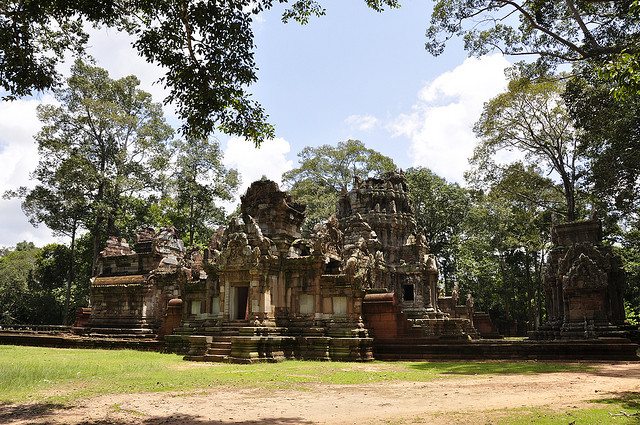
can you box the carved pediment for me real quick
[563,253,608,293]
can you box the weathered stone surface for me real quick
[85,173,479,361]
[531,220,636,340]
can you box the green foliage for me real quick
[426,1,640,72]
[601,52,640,100]
[472,76,583,222]
[282,140,396,233]
[32,244,71,293]
[615,229,640,325]
[459,165,561,332]
[0,345,592,404]
[0,242,40,324]
[564,68,640,223]
[0,242,79,324]
[165,137,239,246]
[0,1,401,144]
[405,167,470,287]
[18,60,172,269]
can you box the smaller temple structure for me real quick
[87,228,198,336]
[531,220,637,340]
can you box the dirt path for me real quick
[3,362,639,425]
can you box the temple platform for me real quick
[1,330,637,361]
[373,337,639,361]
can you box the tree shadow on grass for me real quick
[0,403,315,425]
[77,415,316,425]
[585,364,640,380]
[406,361,592,375]
[592,391,640,412]
[0,402,64,422]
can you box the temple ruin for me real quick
[64,171,640,362]
[530,220,637,340]
[85,172,482,362]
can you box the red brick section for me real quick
[362,292,407,340]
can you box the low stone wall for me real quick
[373,337,639,361]
[0,332,162,351]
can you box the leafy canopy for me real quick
[426,1,640,68]
[405,167,470,286]
[167,137,239,246]
[282,139,396,232]
[472,76,584,221]
[0,0,400,144]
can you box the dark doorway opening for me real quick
[403,284,415,301]
[235,286,249,320]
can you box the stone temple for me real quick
[530,219,637,341]
[86,172,481,362]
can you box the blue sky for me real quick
[251,1,465,165]
[0,2,512,247]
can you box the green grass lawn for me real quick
[498,392,640,425]
[0,345,592,404]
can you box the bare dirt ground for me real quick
[2,362,639,425]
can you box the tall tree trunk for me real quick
[63,219,77,325]
[524,250,534,329]
[560,173,576,222]
[536,248,545,326]
[91,181,105,276]
[189,197,195,246]
[91,215,104,277]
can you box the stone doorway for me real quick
[232,286,249,320]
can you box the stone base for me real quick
[228,335,296,363]
[163,334,190,354]
[529,320,639,342]
[407,317,477,340]
[373,337,639,361]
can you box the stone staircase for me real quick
[196,336,232,362]
[221,321,249,336]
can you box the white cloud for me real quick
[0,96,65,247]
[389,54,511,183]
[222,137,294,208]
[344,114,379,132]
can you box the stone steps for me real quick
[207,340,232,357]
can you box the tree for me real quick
[472,76,584,222]
[168,137,239,246]
[404,167,470,288]
[0,0,400,144]
[564,67,640,223]
[4,158,89,324]
[27,243,71,324]
[459,164,561,332]
[0,242,78,325]
[0,242,40,324]
[426,1,640,71]
[8,60,173,278]
[616,225,640,325]
[282,140,396,232]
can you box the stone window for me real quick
[403,284,415,301]
[299,294,314,314]
[333,296,347,315]
[210,297,220,314]
[190,300,202,315]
